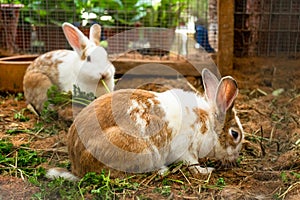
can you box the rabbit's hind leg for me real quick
[23,72,53,114]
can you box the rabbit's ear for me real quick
[215,77,238,114]
[62,22,88,55]
[202,68,219,103]
[89,23,101,46]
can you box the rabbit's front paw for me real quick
[158,166,170,176]
[189,165,214,174]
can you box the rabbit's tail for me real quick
[45,167,79,182]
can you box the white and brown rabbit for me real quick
[23,22,115,113]
[46,68,244,180]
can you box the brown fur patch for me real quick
[192,108,208,133]
[23,50,67,112]
[68,89,174,176]
[130,90,160,106]
[23,72,52,112]
[94,89,171,152]
[25,50,64,86]
[128,90,161,128]
[218,107,242,149]
[80,44,87,60]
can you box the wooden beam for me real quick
[217,0,234,74]
[112,58,200,76]
[112,56,217,77]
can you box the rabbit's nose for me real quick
[100,72,108,80]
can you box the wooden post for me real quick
[217,0,234,74]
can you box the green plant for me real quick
[85,172,112,198]
[6,128,30,134]
[29,170,140,199]
[18,0,186,28]
[0,0,23,3]
[142,0,187,28]
[17,0,147,27]
[0,140,13,156]
[14,92,24,101]
[40,84,95,123]
[291,172,300,179]
[78,171,138,198]
[76,0,150,26]
[0,141,46,177]
[14,108,30,122]
[153,185,171,197]
[72,85,97,105]
[32,177,81,200]
[281,172,289,183]
[45,84,96,108]
[215,178,226,189]
[19,0,78,26]
[236,155,244,165]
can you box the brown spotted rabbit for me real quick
[46,68,244,180]
[23,22,115,113]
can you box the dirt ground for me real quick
[0,56,299,199]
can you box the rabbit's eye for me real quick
[230,129,239,140]
[87,55,91,62]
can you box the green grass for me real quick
[14,108,30,122]
[28,170,140,199]
[0,140,46,177]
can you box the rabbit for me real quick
[23,22,115,114]
[46,68,244,181]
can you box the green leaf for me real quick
[272,88,284,96]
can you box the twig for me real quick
[18,168,25,181]
[27,127,46,141]
[171,162,183,173]
[14,151,18,178]
[256,88,268,96]
[269,126,275,144]
[204,171,212,184]
[179,168,191,185]
[166,193,174,200]
[186,81,200,95]
[143,172,158,186]
[19,146,68,154]
[278,181,300,199]
[271,66,276,86]
[288,93,300,102]
[250,88,268,96]
[290,114,299,125]
[260,126,266,157]
[252,107,269,118]
[174,195,198,199]
[47,150,56,164]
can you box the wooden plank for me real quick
[217,0,234,74]
[112,55,217,77]
[112,59,198,76]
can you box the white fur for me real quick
[46,168,79,182]
[234,108,244,139]
[53,51,78,92]
[52,23,115,97]
[155,89,214,168]
[127,99,148,135]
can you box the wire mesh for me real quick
[0,0,215,60]
[234,0,300,57]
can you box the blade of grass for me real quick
[101,80,111,93]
